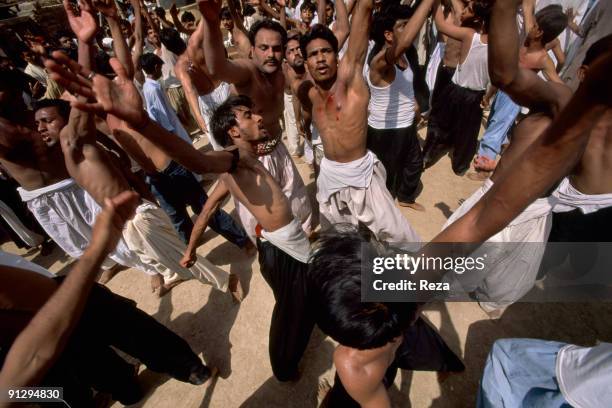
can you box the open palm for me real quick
[64,0,98,44]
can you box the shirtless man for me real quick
[49,56,316,380]
[282,30,308,157]
[292,0,420,249]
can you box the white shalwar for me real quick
[317,150,421,250]
[552,177,612,214]
[442,179,557,311]
[17,179,157,274]
[261,218,311,263]
[122,201,230,291]
[235,143,313,243]
[0,200,44,248]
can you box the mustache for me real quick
[264,57,279,64]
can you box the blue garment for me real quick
[478,91,520,160]
[478,339,571,408]
[142,78,191,144]
[146,161,248,247]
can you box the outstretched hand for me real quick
[197,0,223,21]
[44,51,148,127]
[91,190,140,253]
[64,0,98,44]
[93,0,119,18]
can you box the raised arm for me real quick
[489,0,570,113]
[433,0,473,42]
[198,0,254,85]
[181,180,230,267]
[384,0,434,65]
[0,191,138,388]
[175,56,211,134]
[95,0,135,79]
[337,0,373,85]
[227,0,252,57]
[130,0,145,83]
[332,0,349,50]
[169,2,195,35]
[433,51,612,243]
[63,0,98,70]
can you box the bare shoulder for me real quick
[296,79,316,108]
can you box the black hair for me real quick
[181,11,196,23]
[300,24,338,58]
[219,6,233,20]
[243,4,256,17]
[139,53,164,74]
[210,95,254,148]
[287,30,301,44]
[33,98,71,121]
[461,0,492,33]
[160,27,186,55]
[535,4,568,45]
[300,1,316,13]
[308,225,419,349]
[582,34,612,66]
[371,3,413,47]
[154,6,166,17]
[248,18,287,47]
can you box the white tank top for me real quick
[452,33,489,91]
[198,82,232,150]
[367,64,416,129]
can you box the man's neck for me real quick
[524,39,545,53]
[291,64,306,76]
[315,75,337,93]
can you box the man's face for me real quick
[460,1,476,24]
[251,29,283,74]
[305,38,338,82]
[35,107,66,147]
[527,22,543,42]
[285,39,304,68]
[221,17,234,31]
[59,36,74,49]
[147,29,160,46]
[184,20,196,31]
[229,105,271,152]
[389,18,409,43]
[301,8,314,24]
[120,21,133,38]
[325,4,334,24]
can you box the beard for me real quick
[253,134,280,156]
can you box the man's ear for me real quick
[228,125,240,140]
[577,65,587,83]
[384,30,393,44]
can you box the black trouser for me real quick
[424,81,484,174]
[257,240,315,381]
[34,282,206,406]
[327,317,465,407]
[367,124,423,203]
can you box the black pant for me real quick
[327,317,465,407]
[367,124,423,203]
[35,282,206,406]
[424,81,484,174]
[257,240,315,381]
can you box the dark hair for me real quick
[160,27,186,55]
[461,0,492,33]
[219,6,232,20]
[248,19,287,47]
[300,24,338,58]
[210,95,254,147]
[287,29,301,44]
[33,98,71,120]
[300,1,316,13]
[139,53,164,74]
[243,4,256,16]
[308,226,419,349]
[371,3,413,47]
[154,6,165,18]
[181,11,195,23]
[535,5,568,45]
[582,34,612,66]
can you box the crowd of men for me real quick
[0,0,611,406]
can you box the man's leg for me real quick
[450,88,485,175]
[257,241,315,381]
[477,339,570,408]
[396,124,424,205]
[477,91,520,163]
[366,126,405,197]
[284,92,301,156]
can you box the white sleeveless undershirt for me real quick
[452,33,489,91]
[367,64,416,129]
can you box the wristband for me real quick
[228,148,240,173]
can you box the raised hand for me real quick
[90,190,140,253]
[45,52,148,127]
[277,0,286,7]
[64,0,98,44]
[197,0,223,21]
[93,0,119,18]
[170,2,179,16]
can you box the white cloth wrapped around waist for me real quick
[17,179,76,202]
[552,177,612,214]
[444,178,557,229]
[318,150,376,203]
[261,218,311,263]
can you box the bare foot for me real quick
[467,171,491,181]
[228,273,244,304]
[98,264,126,285]
[243,240,257,257]
[398,201,425,211]
[151,274,181,297]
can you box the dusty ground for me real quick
[4,124,612,408]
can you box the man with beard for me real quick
[283,30,308,158]
[293,0,421,250]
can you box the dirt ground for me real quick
[4,123,612,408]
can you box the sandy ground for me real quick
[4,123,612,408]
